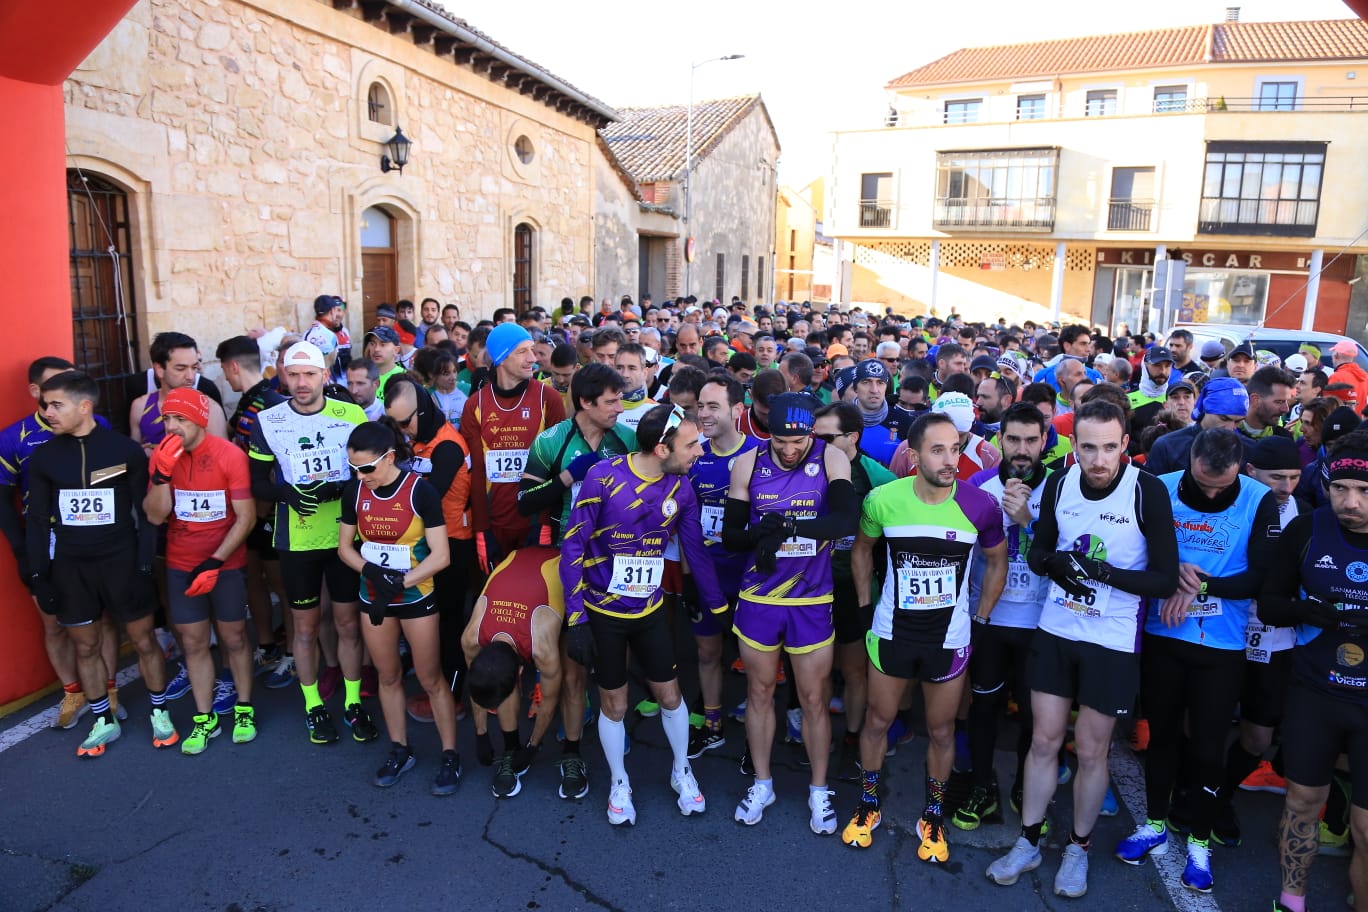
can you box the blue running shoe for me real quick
[265,655,297,689]
[1182,837,1213,893]
[728,699,747,723]
[212,676,237,715]
[164,664,191,701]
[1116,821,1170,865]
[1057,759,1073,785]
[785,707,803,744]
[1100,785,1119,817]
[885,719,907,757]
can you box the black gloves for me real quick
[750,513,797,577]
[566,623,596,668]
[362,562,405,624]
[281,480,346,517]
[1042,551,1094,600]
[748,512,788,546]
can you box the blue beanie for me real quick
[1191,377,1248,421]
[487,322,532,367]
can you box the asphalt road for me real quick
[0,620,1354,912]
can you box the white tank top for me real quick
[1039,462,1148,653]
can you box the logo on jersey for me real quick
[1097,512,1131,526]
[1349,562,1368,584]
[804,463,820,477]
[1070,534,1108,562]
[1338,643,1365,667]
[662,498,678,519]
[1316,554,1339,570]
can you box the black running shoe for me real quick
[740,751,755,776]
[559,756,588,799]
[307,706,339,745]
[687,727,725,759]
[493,751,522,798]
[432,750,462,796]
[374,743,415,787]
[345,703,379,743]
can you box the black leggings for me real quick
[1140,633,1245,840]
[436,538,474,698]
[968,624,1035,789]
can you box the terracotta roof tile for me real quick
[599,95,759,183]
[887,19,1368,88]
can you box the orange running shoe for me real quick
[1240,760,1287,795]
[1130,719,1150,752]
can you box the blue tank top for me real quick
[1145,473,1270,650]
[740,439,833,606]
[1294,506,1368,702]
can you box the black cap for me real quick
[1144,346,1175,364]
[1228,341,1257,360]
[1167,379,1197,397]
[970,354,997,374]
[1250,436,1302,471]
[313,294,342,316]
[375,303,397,320]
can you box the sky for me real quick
[453,0,1357,186]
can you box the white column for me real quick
[929,239,941,315]
[1050,241,1066,320]
[1301,248,1324,331]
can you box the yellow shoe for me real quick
[916,815,949,864]
[1319,820,1352,857]
[842,803,881,849]
[54,691,89,730]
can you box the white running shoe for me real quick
[808,787,837,835]
[607,782,636,826]
[986,836,1043,885]
[734,782,776,825]
[671,766,706,816]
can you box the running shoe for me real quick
[253,644,282,676]
[1182,837,1213,893]
[344,703,379,743]
[108,688,127,721]
[1129,718,1150,752]
[784,707,803,744]
[953,785,1000,831]
[986,836,1042,885]
[734,782,775,825]
[360,665,378,699]
[1116,821,1170,864]
[1212,800,1241,847]
[671,766,706,816]
[493,751,522,799]
[916,815,949,863]
[1100,785,1119,817]
[687,727,725,759]
[1054,843,1089,898]
[265,655,297,689]
[829,695,845,714]
[77,716,121,758]
[527,682,543,718]
[834,737,863,783]
[884,718,907,757]
[728,699,747,722]
[232,705,256,744]
[776,664,786,686]
[635,699,660,718]
[318,665,342,702]
[1319,820,1352,856]
[181,712,220,755]
[307,706,339,744]
[1057,759,1073,785]
[1240,760,1287,794]
[739,752,755,777]
[151,708,179,748]
[432,751,462,796]
[374,744,415,788]
[212,676,237,715]
[688,711,705,728]
[1009,780,1023,816]
[559,756,589,799]
[164,663,191,701]
[607,783,636,826]
[730,657,747,675]
[842,803,881,848]
[407,694,434,724]
[809,787,837,835]
[55,691,88,730]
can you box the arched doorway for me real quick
[513,222,534,311]
[361,205,396,327]
[67,170,139,432]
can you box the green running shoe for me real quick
[77,716,121,757]
[151,708,179,749]
[952,785,999,831]
[181,712,221,755]
[232,705,257,744]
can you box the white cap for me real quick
[932,391,974,433]
[1285,353,1309,373]
[281,341,327,371]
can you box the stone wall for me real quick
[64,0,598,366]
[592,146,679,304]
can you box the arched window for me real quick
[367,82,393,125]
[513,223,534,311]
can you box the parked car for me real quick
[1173,323,1368,372]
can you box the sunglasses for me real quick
[348,449,393,474]
[813,432,848,443]
[661,405,687,445]
[395,408,418,426]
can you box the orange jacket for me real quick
[1329,362,1368,415]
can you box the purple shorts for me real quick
[733,597,834,654]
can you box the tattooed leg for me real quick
[1281,782,1330,898]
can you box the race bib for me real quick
[835,534,856,553]
[485,449,528,483]
[1187,592,1222,618]
[898,565,957,611]
[1049,581,1112,619]
[608,555,664,597]
[60,488,114,526]
[361,541,412,571]
[1246,619,1294,663]
[292,446,346,484]
[174,489,227,523]
[701,505,725,543]
[777,537,817,559]
[1002,559,1036,603]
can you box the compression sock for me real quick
[502,728,521,753]
[925,774,946,818]
[1022,820,1045,847]
[660,701,691,775]
[300,681,323,711]
[88,696,113,723]
[704,706,723,734]
[1278,893,1306,912]
[862,768,881,805]
[598,716,630,786]
[343,677,362,706]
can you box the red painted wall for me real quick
[1264,257,1355,334]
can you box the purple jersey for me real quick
[561,454,726,625]
[739,439,834,608]
[138,390,165,447]
[689,435,759,594]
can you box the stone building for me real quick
[64,0,615,421]
[597,95,781,304]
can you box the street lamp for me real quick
[684,54,744,298]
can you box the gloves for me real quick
[309,481,346,502]
[1066,553,1114,585]
[565,452,603,483]
[748,512,787,546]
[476,729,494,767]
[184,557,224,597]
[513,741,540,775]
[1042,551,1094,600]
[280,483,322,517]
[150,436,184,486]
[476,530,503,575]
[1293,597,1368,630]
[361,562,405,623]
[753,530,788,577]
[565,622,596,668]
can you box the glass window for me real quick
[1198,141,1325,236]
[1017,94,1046,120]
[1179,271,1269,325]
[943,99,982,124]
[1153,85,1187,113]
[1085,89,1117,117]
[933,148,1058,230]
[859,172,894,228]
[367,83,392,125]
[1258,81,1298,111]
[360,206,393,247]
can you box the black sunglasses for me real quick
[348,449,393,474]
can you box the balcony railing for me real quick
[1107,199,1154,231]
[858,199,893,228]
[933,198,1055,231]
[882,95,1368,127]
